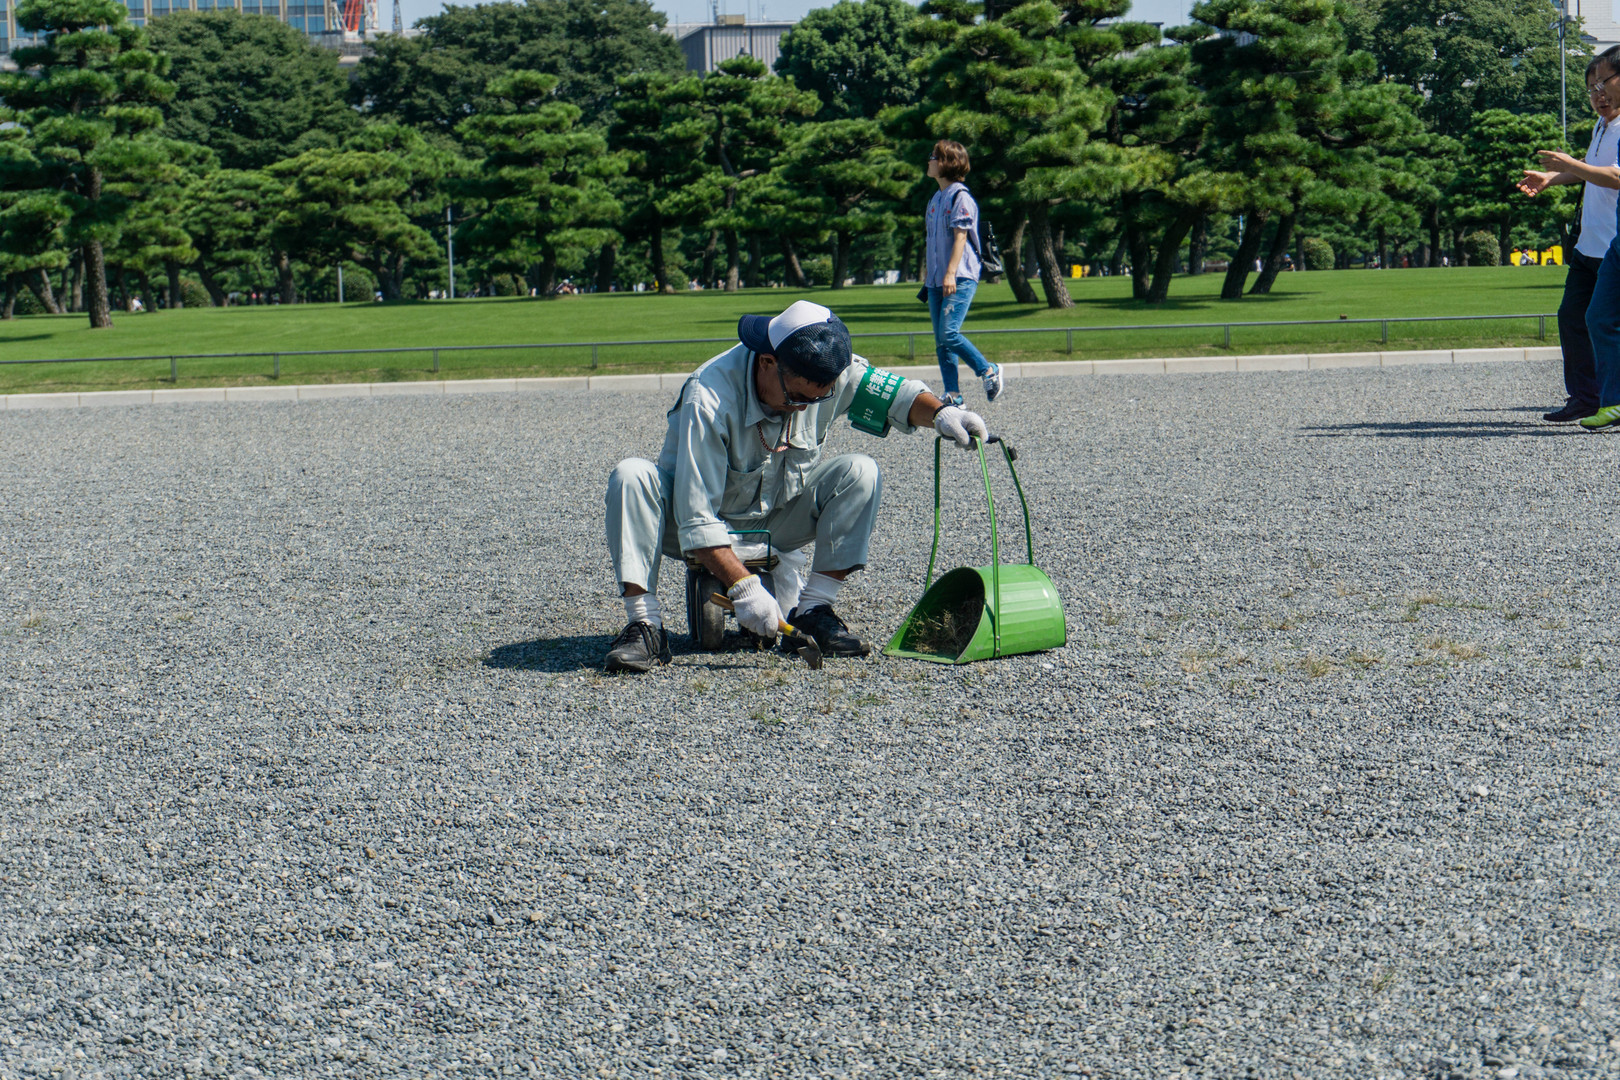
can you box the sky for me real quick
[394,0,1197,35]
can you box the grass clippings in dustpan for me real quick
[903,595,984,657]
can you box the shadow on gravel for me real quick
[484,636,613,672]
[1300,420,1567,438]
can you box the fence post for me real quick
[433,348,440,374]
[273,353,279,380]
[1223,325,1231,349]
[591,344,598,370]
[1539,315,1547,340]
[170,356,177,382]
[1381,320,1388,345]
[1066,329,1073,355]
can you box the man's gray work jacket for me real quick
[656,343,930,554]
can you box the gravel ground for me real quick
[1,361,1617,1080]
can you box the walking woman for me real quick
[1519,46,1620,423]
[925,140,1003,407]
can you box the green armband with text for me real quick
[848,366,903,438]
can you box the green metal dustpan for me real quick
[884,434,1066,664]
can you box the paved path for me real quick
[1,361,1616,1078]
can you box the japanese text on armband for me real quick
[849,366,903,438]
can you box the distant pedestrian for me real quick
[1522,45,1620,427]
[923,140,1003,408]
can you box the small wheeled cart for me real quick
[683,529,782,649]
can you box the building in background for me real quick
[663,14,795,73]
[1,0,382,56]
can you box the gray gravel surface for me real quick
[2,361,1618,1079]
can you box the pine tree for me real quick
[0,0,175,327]
[457,71,624,296]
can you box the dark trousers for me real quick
[1561,249,1603,406]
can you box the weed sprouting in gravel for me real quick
[1299,654,1336,678]
[1423,637,1484,660]
[1346,649,1384,669]
[21,611,43,629]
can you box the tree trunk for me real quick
[898,235,916,283]
[82,168,114,327]
[780,235,808,288]
[194,259,228,306]
[1294,232,1305,273]
[1451,227,1465,267]
[57,263,70,306]
[1221,212,1267,300]
[82,242,113,326]
[596,240,617,293]
[1147,210,1199,303]
[28,268,63,314]
[536,246,558,295]
[1250,212,1297,295]
[2,273,16,319]
[829,231,849,290]
[1123,200,1152,301]
[70,253,84,313]
[166,260,184,309]
[650,216,674,293]
[1498,221,1512,267]
[1377,224,1389,271]
[137,270,158,314]
[744,234,762,289]
[724,228,740,292]
[700,229,718,287]
[1027,202,1073,309]
[1187,215,1208,275]
[1427,205,1442,267]
[275,251,298,305]
[1108,236,1126,277]
[1002,214,1040,304]
[115,267,130,313]
[859,252,875,286]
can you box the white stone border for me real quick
[1,346,1561,410]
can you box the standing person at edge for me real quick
[925,141,1004,408]
[1519,46,1620,423]
[602,300,991,673]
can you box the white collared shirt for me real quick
[1578,115,1620,258]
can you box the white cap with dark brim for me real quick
[738,300,852,384]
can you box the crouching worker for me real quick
[603,300,989,672]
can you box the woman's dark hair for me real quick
[932,140,970,183]
[1587,45,1620,82]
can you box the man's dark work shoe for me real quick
[1544,400,1598,423]
[787,605,872,658]
[604,621,671,673]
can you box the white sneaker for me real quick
[983,364,1004,402]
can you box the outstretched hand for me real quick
[1518,170,1555,197]
[1535,149,1579,171]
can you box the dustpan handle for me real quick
[926,434,1024,657]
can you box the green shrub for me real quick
[490,273,527,297]
[802,256,834,287]
[1301,236,1334,272]
[661,266,689,292]
[1461,231,1500,267]
[10,287,46,316]
[179,279,213,308]
[342,267,376,302]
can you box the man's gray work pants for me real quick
[605,454,882,593]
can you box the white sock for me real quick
[623,592,662,629]
[797,572,843,613]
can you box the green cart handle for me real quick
[924,434,1037,658]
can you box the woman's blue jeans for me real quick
[927,279,992,394]
[1587,239,1620,407]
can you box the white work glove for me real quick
[727,574,784,640]
[933,404,990,450]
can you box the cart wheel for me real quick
[692,570,727,650]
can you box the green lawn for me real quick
[0,266,1567,394]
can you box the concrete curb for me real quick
[1,346,1562,411]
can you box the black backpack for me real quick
[951,187,1005,278]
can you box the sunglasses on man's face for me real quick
[775,364,836,407]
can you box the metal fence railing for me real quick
[0,312,1558,382]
